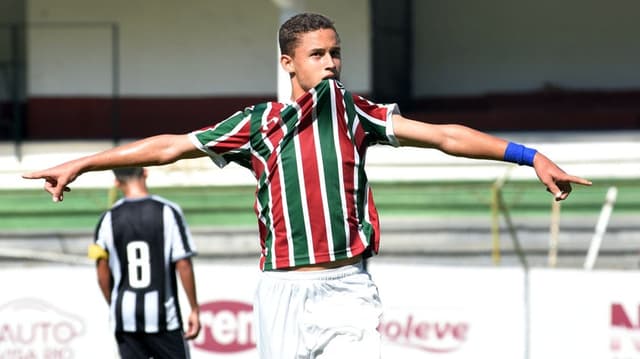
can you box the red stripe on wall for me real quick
[409,89,640,131]
[26,96,274,139]
[22,88,640,140]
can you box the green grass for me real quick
[1,179,637,231]
[373,179,638,217]
[0,185,256,231]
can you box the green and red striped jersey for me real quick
[189,80,399,270]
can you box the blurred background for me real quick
[1,0,639,358]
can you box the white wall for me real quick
[414,0,640,96]
[26,0,370,96]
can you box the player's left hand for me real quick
[184,309,201,340]
[533,152,592,201]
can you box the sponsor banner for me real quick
[180,263,260,358]
[6,262,637,358]
[0,266,118,359]
[529,269,640,359]
[0,263,260,359]
[369,263,526,359]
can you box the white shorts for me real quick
[254,261,383,359]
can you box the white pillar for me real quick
[272,0,306,103]
[584,186,618,270]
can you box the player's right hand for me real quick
[22,165,77,202]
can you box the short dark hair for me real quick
[113,167,144,182]
[279,13,338,56]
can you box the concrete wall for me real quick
[16,1,640,138]
[26,0,640,98]
[413,0,640,96]
[26,0,370,96]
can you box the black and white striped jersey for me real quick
[94,195,196,333]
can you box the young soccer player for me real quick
[89,167,200,358]
[24,13,591,358]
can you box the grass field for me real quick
[1,178,637,231]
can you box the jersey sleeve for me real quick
[162,201,197,262]
[93,211,112,250]
[352,94,401,147]
[188,107,253,168]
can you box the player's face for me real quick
[281,28,342,100]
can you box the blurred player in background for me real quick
[88,167,200,359]
[24,13,591,359]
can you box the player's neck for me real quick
[290,85,305,102]
[121,183,149,199]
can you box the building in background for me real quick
[1,0,639,142]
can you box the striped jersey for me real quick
[94,195,196,333]
[189,79,399,270]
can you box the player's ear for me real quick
[280,54,294,74]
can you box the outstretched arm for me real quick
[175,258,201,340]
[392,114,592,200]
[22,134,203,202]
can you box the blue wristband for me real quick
[504,142,537,166]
